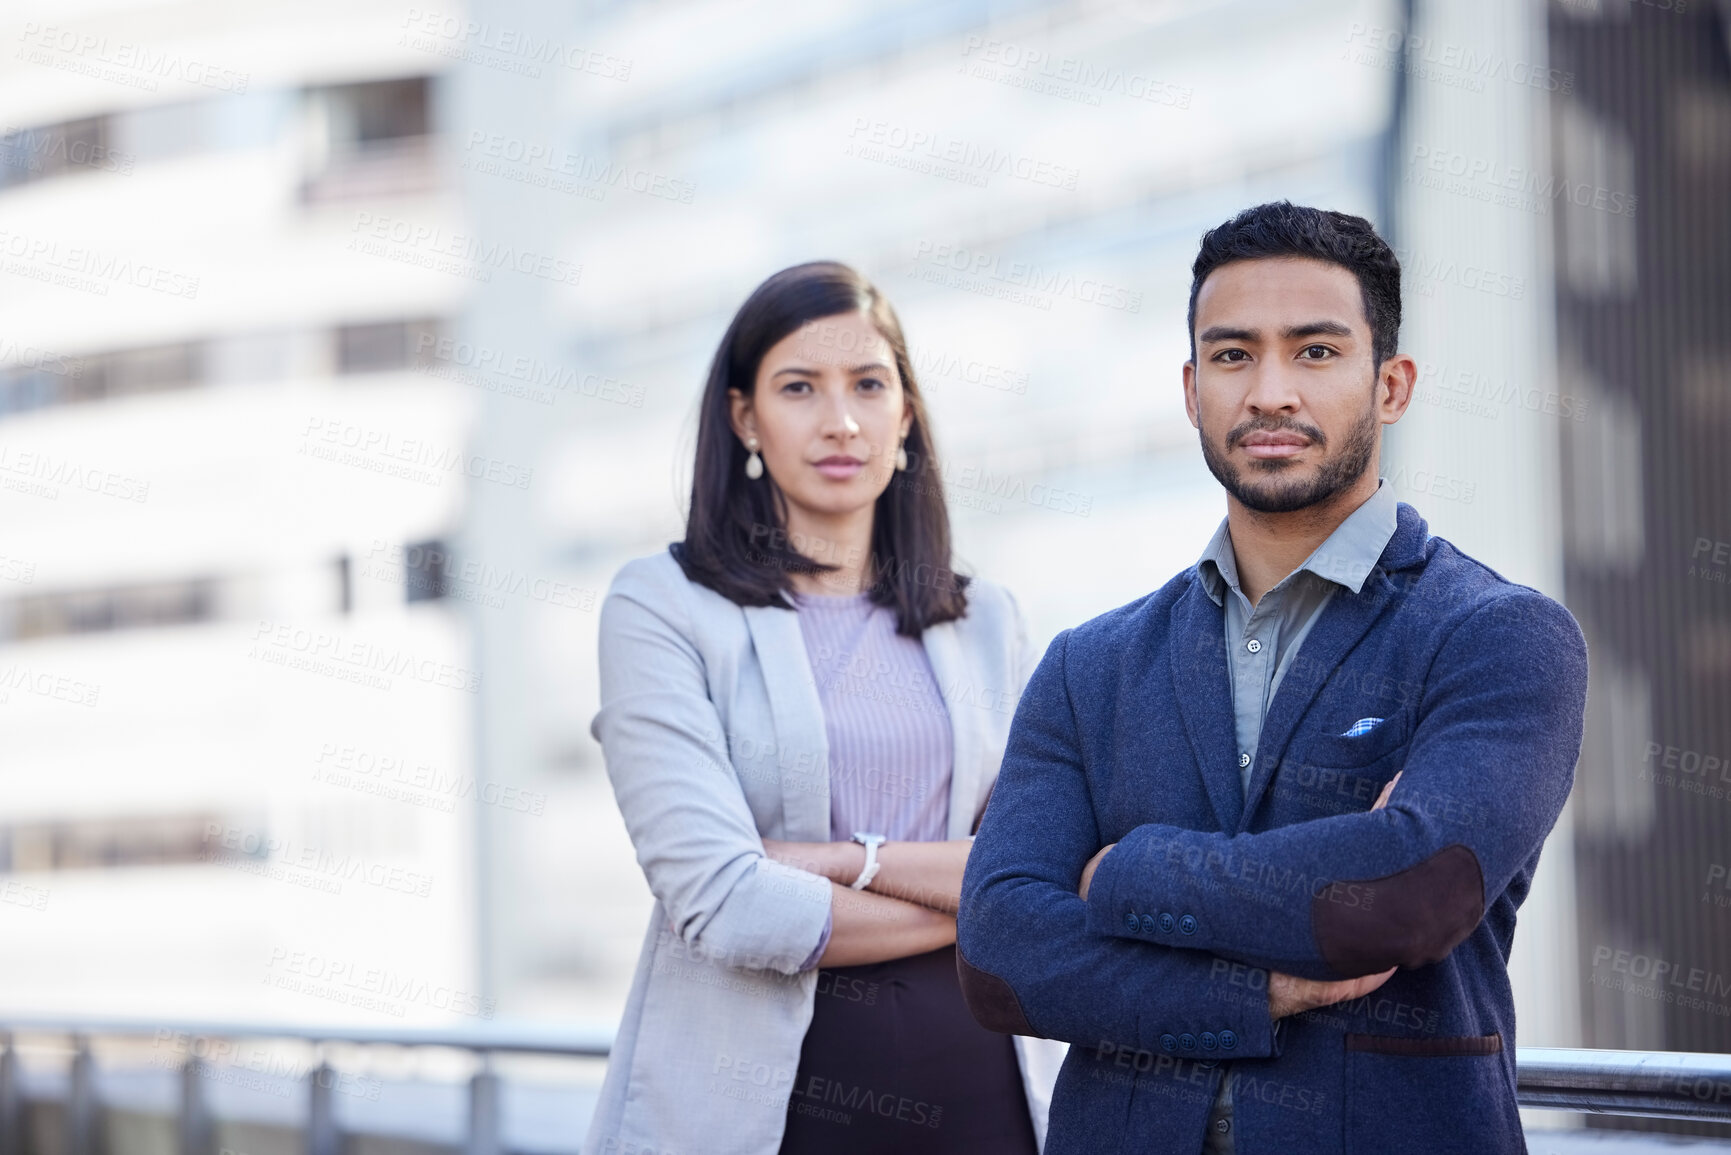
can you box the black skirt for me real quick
[778,944,1039,1155]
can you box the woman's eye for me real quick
[856,377,886,392]
[781,380,812,394]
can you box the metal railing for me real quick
[0,1019,1727,1155]
[0,1017,612,1155]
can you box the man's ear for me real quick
[1376,354,1418,426]
[1182,361,1200,430]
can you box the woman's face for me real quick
[729,309,913,524]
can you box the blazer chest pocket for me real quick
[1297,712,1412,772]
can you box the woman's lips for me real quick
[814,457,865,479]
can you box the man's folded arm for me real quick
[1085,590,1589,981]
[958,629,1281,1058]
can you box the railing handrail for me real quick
[1515,1046,1731,1121]
[0,1015,614,1057]
[2,1020,1728,1125]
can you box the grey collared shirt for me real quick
[1193,479,1399,1154]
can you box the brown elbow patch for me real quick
[1312,844,1485,976]
[955,946,1037,1036]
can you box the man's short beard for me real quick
[1199,402,1379,514]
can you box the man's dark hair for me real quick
[1187,201,1402,369]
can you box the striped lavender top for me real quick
[791,589,955,967]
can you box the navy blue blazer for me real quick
[957,503,1588,1155]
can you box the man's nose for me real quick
[1243,365,1302,414]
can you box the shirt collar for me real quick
[1196,479,1399,606]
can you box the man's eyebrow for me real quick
[1281,320,1355,340]
[1198,325,1257,343]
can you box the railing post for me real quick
[0,1033,22,1155]
[466,1053,499,1155]
[67,1037,96,1155]
[179,1052,213,1155]
[305,1059,340,1155]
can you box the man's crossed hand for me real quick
[1076,773,1403,1021]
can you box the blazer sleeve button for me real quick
[1126,912,1140,933]
[1219,1030,1237,1051]
[1200,1032,1218,1050]
[1140,914,1158,934]
[1158,912,1175,933]
[1178,1033,1197,1051]
[1160,1034,1179,1053]
[1179,914,1198,935]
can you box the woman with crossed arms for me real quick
[584,261,1063,1155]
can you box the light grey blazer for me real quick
[583,548,1065,1155]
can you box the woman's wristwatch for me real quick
[849,832,887,890]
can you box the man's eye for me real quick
[1300,345,1334,360]
[1214,349,1249,363]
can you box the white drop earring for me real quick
[744,436,764,480]
[894,440,909,471]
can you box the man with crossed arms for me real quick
[958,202,1588,1154]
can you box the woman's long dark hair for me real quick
[672,261,968,637]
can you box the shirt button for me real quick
[1246,638,1263,653]
[1214,1118,1231,1134]
[1238,752,1251,768]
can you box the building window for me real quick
[336,319,441,375]
[3,578,217,643]
[302,76,439,202]
[0,117,128,190]
[0,813,228,872]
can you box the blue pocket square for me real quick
[1341,717,1385,737]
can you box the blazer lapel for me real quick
[742,604,831,841]
[1236,508,1429,830]
[922,619,982,840]
[1168,583,1243,833]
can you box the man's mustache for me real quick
[1224,417,1328,449]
